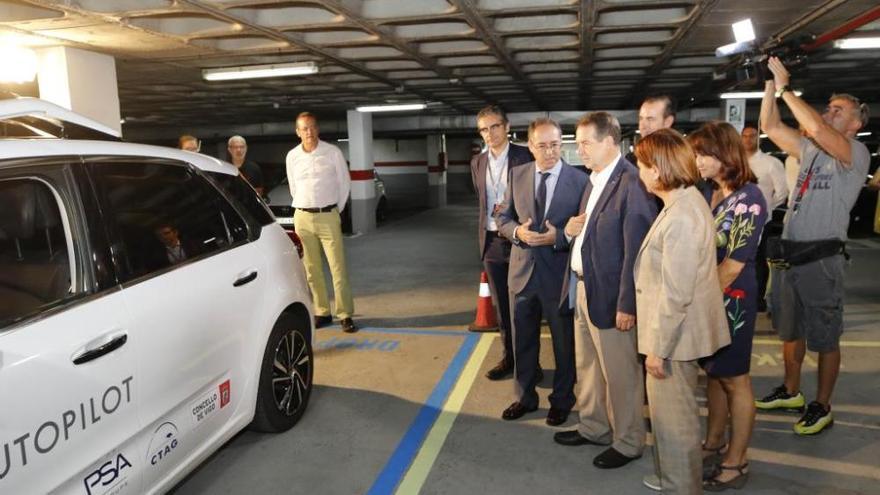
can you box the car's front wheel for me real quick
[251,314,313,432]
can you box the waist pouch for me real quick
[766,237,847,269]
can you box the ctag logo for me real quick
[147,422,179,466]
[219,380,231,408]
[83,453,132,495]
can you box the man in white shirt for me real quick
[742,125,789,312]
[742,125,789,212]
[553,112,657,469]
[286,112,356,333]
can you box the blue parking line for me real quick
[366,332,480,495]
[322,326,471,337]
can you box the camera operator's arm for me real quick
[768,57,855,168]
[760,79,801,159]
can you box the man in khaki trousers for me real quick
[554,113,657,468]
[286,112,357,333]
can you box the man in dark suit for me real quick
[498,117,588,426]
[470,105,535,381]
[552,112,658,469]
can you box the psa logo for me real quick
[147,422,179,466]
[83,453,131,495]
[219,380,231,408]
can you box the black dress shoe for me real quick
[502,401,538,420]
[341,317,358,333]
[593,447,641,469]
[545,407,570,426]
[314,315,332,328]
[553,430,607,447]
[486,360,514,380]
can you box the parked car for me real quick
[267,170,389,233]
[0,98,314,494]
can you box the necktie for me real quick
[534,171,550,230]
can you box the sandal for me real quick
[701,443,727,478]
[703,463,749,491]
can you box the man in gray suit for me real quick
[498,117,589,426]
[553,112,657,469]
[470,105,534,381]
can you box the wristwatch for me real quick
[775,85,792,98]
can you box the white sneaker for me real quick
[642,473,661,491]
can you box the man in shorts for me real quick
[757,57,870,435]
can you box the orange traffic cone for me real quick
[468,271,499,332]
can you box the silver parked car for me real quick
[267,171,388,231]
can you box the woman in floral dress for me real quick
[688,122,767,491]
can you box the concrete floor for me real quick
[173,199,880,495]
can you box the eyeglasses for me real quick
[478,122,504,134]
[533,142,562,153]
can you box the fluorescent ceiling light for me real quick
[857,131,872,137]
[720,90,802,99]
[0,45,37,83]
[356,103,426,113]
[834,37,880,50]
[732,19,756,43]
[203,61,318,81]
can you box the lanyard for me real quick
[487,155,507,204]
[791,152,820,214]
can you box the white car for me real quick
[0,99,315,494]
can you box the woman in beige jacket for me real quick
[633,129,731,494]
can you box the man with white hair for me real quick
[227,135,264,196]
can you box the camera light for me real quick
[732,19,756,44]
[834,38,880,50]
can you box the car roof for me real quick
[0,139,236,175]
[0,97,120,139]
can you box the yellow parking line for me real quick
[753,338,880,348]
[395,333,494,494]
[534,334,880,348]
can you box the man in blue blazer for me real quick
[470,105,535,381]
[553,112,658,469]
[498,117,588,426]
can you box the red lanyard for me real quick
[791,153,820,214]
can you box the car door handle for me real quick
[233,270,258,287]
[73,334,128,365]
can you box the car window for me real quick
[87,160,248,284]
[0,178,74,328]
[207,171,274,228]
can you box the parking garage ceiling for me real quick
[1,0,879,129]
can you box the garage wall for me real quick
[206,135,480,209]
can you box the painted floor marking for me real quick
[366,332,479,495]
[753,338,880,348]
[395,333,494,495]
[321,326,470,337]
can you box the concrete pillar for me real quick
[427,133,447,208]
[346,110,376,234]
[35,46,121,135]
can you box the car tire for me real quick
[250,314,313,432]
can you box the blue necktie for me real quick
[534,172,550,231]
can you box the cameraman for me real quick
[756,57,870,435]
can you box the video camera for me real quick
[716,35,812,85]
